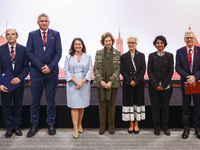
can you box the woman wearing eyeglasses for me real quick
[120,36,146,134]
[147,35,174,136]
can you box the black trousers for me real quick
[149,85,173,130]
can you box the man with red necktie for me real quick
[0,29,29,138]
[26,13,62,137]
[176,30,200,139]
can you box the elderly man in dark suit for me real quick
[26,13,62,137]
[0,29,29,138]
[176,30,200,139]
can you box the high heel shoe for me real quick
[73,134,79,139]
[134,126,140,134]
[78,129,84,133]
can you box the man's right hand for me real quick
[0,85,8,92]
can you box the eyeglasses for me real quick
[185,37,195,40]
[127,42,136,45]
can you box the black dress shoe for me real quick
[14,129,23,136]
[182,129,190,139]
[27,126,38,138]
[48,125,56,135]
[5,130,13,138]
[195,129,200,139]
[164,129,171,136]
[154,129,160,136]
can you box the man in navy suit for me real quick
[0,29,29,138]
[26,13,62,137]
[176,30,200,139]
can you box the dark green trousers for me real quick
[97,88,118,130]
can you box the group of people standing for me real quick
[0,13,200,141]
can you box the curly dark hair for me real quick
[153,35,167,47]
[69,38,86,56]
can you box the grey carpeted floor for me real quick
[0,128,200,150]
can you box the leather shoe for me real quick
[14,129,23,136]
[5,130,13,138]
[195,129,200,139]
[109,129,115,134]
[99,129,105,135]
[154,129,160,136]
[27,126,38,138]
[164,129,171,136]
[48,125,56,135]
[182,129,190,139]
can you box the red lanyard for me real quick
[9,43,17,61]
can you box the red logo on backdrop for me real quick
[0,34,7,46]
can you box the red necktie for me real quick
[188,49,192,67]
[42,32,46,47]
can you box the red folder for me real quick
[184,81,200,95]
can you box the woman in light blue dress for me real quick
[64,38,92,139]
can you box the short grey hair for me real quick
[6,28,18,36]
[127,36,138,44]
[184,30,195,38]
[37,13,49,21]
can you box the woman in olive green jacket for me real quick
[93,32,121,135]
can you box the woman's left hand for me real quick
[76,81,84,90]
[156,86,163,91]
[105,81,112,89]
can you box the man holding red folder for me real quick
[175,30,200,139]
[0,29,29,138]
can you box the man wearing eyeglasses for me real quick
[175,30,200,139]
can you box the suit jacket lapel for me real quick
[133,50,139,71]
[183,46,191,72]
[37,29,43,47]
[192,46,199,72]
[13,44,20,66]
[126,51,135,71]
[46,29,52,49]
[5,43,13,66]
